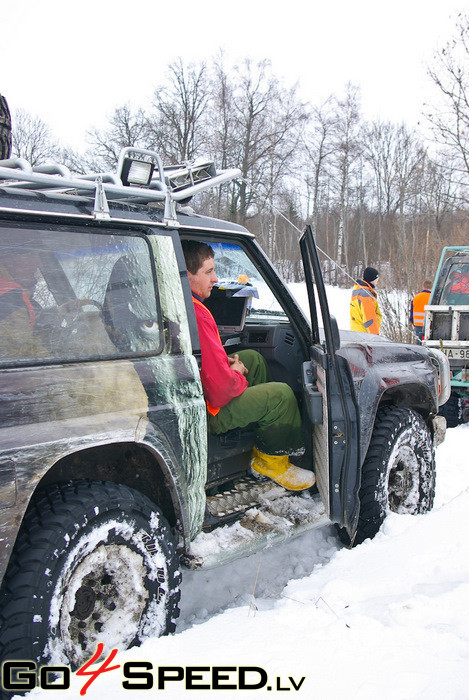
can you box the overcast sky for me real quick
[1,0,466,152]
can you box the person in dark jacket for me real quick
[350,267,382,334]
[182,240,315,491]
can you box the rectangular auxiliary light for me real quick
[167,162,217,192]
[121,158,155,187]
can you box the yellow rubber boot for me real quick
[250,446,316,491]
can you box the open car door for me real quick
[300,225,360,540]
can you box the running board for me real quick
[182,491,329,570]
[206,476,288,518]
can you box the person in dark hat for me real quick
[350,267,382,334]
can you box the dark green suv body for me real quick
[0,145,449,683]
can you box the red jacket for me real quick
[0,278,36,327]
[192,295,248,414]
[448,272,469,295]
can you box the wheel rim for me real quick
[387,443,419,513]
[58,544,149,667]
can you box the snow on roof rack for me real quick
[0,147,241,224]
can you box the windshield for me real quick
[441,263,469,305]
[208,241,287,319]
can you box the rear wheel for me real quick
[439,391,461,428]
[0,480,181,670]
[341,407,435,546]
[462,397,469,424]
[0,94,12,160]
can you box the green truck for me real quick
[423,246,469,427]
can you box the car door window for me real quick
[0,227,162,365]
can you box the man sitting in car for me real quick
[181,240,315,492]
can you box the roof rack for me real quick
[0,147,241,224]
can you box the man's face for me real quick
[188,256,218,300]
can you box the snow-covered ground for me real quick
[21,424,469,700]
[289,281,351,330]
[18,286,469,700]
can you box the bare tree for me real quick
[303,97,337,235]
[420,154,456,249]
[222,59,305,227]
[209,53,236,169]
[426,12,469,196]
[364,120,400,260]
[51,49,468,304]
[148,58,208,163]
[205,53,240,219]
[330,84,362,278]
[11,109,61,165]
[86,103,149,170]
[60,147,89,175]
[392,126,427,259]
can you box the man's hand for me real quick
[229,354,248,376]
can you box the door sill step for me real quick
[182,491,329,570]
[204,475,290,525]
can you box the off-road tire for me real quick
[0,480,181,675]
[439,391,461,428]
[341,406,435,546]
[0,95,12,160]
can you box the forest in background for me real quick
[8,13,469,341]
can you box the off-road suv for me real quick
[0,128,450,680]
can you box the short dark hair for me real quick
[181,240,215,274]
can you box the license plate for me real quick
[442,347,469,360]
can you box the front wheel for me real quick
[0,480,181,670]
[343,407,435,546]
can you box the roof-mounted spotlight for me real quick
[120,158,155,187]
[166,161,217,192]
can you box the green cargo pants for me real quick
[207,349,303,454]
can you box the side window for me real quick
[0,227,162,365]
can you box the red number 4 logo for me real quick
[76,643,120,696]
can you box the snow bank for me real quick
[20,425,469,699]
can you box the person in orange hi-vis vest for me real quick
[350,267,382,334]
[409,281,432,342]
